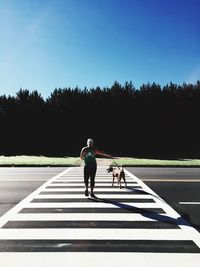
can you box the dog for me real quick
[106,165,127,188]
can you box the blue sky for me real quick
[0,0,200,98]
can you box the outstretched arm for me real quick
[95,148,113,158]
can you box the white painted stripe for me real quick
[25,202,161,208]
[55,179,135,182]
[59,176,113,178]
[0,253,199,267]
[179,202,200,205]
[0,228,186,240]
[49,183,137,186]
[12,213,161,222]
[60,173,111,175]
[42,188,140,192]
[33,194,154,199]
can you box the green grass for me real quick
[113,157,200,167]
[0,155,200,167]
[0,155,81,166]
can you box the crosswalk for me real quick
[0,167,200,266]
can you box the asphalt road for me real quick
[0,167,66,216]
[0,166,200,232]
[0,166,200,266]
[127,167,200,232]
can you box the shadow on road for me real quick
[88,188,195,229]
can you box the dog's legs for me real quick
[112,174,114,186]
[121,173,127,188]
[118,174,127,189]
[118,175,121,189]
[123,176,127,188]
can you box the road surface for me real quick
[127,167,200,232]
[0,167,199,267]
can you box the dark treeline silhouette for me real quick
[1,80,200,158]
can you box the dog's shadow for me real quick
[88,194,192,228]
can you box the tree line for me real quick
[0,80,200,158]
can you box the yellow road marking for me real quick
[142,179,200,182]
[179,202,200,204]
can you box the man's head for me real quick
[87,138,94,147]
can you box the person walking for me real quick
[80,138,112,197]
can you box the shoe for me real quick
[90,192,95,198]
[85,189,89,196]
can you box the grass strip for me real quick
[1,156,200,167]
[112,157,200,167]
[0,156,81,167]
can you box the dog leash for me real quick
[113,160,121,170]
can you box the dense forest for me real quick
[0,80,200,158]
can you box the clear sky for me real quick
[0,0,200,98]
